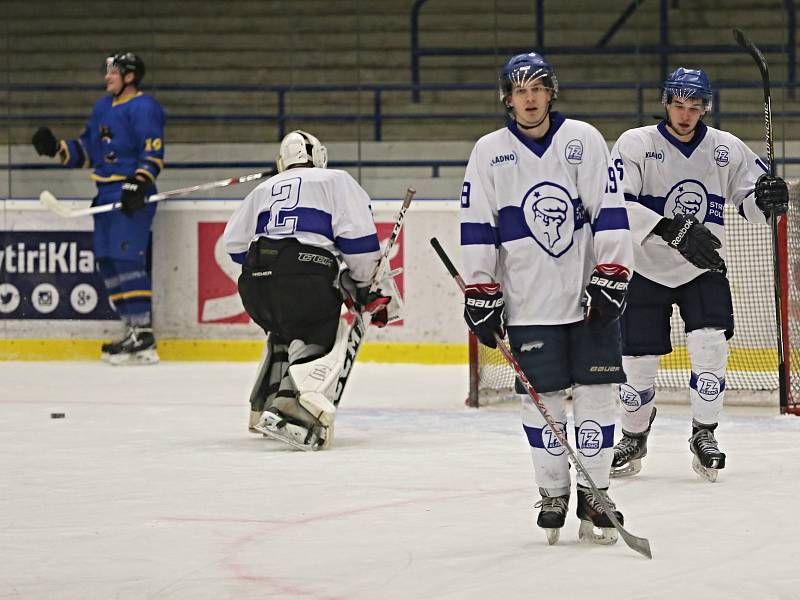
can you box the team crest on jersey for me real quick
[664,179,709,222]
[522,181,575,257]
[694,372,722,402]
[577,420,604,457]
[100,125,113,143]
[565,139,583,164]
[490,152,518,167]
[714,145,730,167]
[645,150,665,162]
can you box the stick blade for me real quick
[39,190,73,218]
[619,529,653,559]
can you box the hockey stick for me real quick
[429,237,652,559]
[334,186,415,405]
[733,28,789,411]
[39,169,276,218]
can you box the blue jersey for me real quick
[61,92,165,200]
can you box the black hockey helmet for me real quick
[105,52,145,86]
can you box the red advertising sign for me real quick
[197,222,404,325]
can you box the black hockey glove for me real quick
[355,286,392,328]
[584,265,629,327]
[32,127,59,157]
[655,214,725,271]
[464,283,505,349]
[120,176,147,217]
[755,174,789,217]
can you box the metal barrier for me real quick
[409,0,796,102]
[3,81,799,143]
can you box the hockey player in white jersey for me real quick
[223,130,398,450]
[460,52,634,545]
[609,68,789,481]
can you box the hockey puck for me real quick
[50,412,66,419]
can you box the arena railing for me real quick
[3,81,799,143]
[409,0,796,102]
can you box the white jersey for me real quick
[223,167,381,284]
[460,113,634,326]
[611,121,767,288]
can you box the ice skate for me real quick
[534,492,569,545]
[576,485,623,545]
[610,408,657,478]
[108,327,160,366]
[253,408,332,451]
[101,328,132,362]
[689,421,726,482]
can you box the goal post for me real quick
[468,179,800,414]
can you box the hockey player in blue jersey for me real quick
[609,68,789,481]
[460,52,634,545]
[32,52,166,365]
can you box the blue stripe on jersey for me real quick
[755,158,769,173]
[461,222,500,247]
[592,206,630,233]
[336,233,380,255]
[632,193,726,225]
[255,207,335,241]
[497,201,589,243]
[229,251,246,265]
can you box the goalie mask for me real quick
[661,67,713,112]
[498,52,559,109]
[277,130,328,172]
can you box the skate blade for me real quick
[544,528,561,545]
[108,349,160,366]
[610,459,642,478]
[692,456,720,482]
[253,415,329,451]
[578,520,619,545]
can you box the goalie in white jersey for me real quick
[609,68,790,481]
[460,52,634,545]
[223,130,398,450]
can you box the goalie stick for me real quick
[334,186,416,406]
[732,28,790,413]
[429,237,652,559]
[39,169,276,218]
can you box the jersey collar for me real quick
[657,119,707,159]
[507,111,566,158]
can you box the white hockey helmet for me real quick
[277,130,328,172]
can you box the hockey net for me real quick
[468,179,800,414]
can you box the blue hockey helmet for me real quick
[498,52,559,104]
[661,67,712,111]
[105,51,145,86]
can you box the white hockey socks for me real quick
[687,328,728,425]
[619,354,660,433]
[520,391,569,497]
[572,384,616,490]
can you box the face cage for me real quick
[499,74,559,106]
[661,89,712,113]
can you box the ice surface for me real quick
[2,361,799,599]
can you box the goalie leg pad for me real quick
[287,318,353,426]
[247,335,289,432]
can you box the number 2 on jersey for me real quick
[266,177,301,234]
